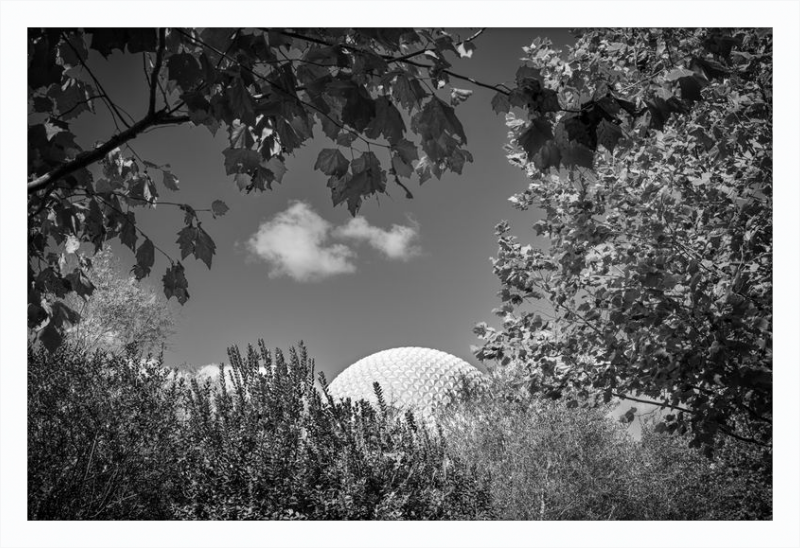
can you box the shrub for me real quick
[28,339,493,520]
[436,372,772,520]
[28,343,184,519]
[171,341,494,520]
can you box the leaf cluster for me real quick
[476,28,773,451]
[28,27,484,350]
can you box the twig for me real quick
[61,31,133,129]
[149,29,166,115]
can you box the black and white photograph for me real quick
[2,1,799,547]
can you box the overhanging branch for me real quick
[28,110,186,195]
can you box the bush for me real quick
[436,373,772,520]
[28,343,184,519]
[28,340,493,520]
[171,341,494,520]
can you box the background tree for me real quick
[28,27,496,350]
[473,28,772,451]
[60,248,175,354]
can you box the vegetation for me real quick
[474,28,772,451]
[26,27,772,520]
[59,248,175,354]
[436,372,771,520]
[28,341,493,520]
[29,340,769,520]
[28,27,492,350]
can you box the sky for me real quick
[69,28,575,381]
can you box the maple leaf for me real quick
[176,221,215,269]
[364,97,406,144]
[531,140,561,172]
[392,154,414,178]
[450,88,474,107]
[518,118,553,159]
[162,170,180,191]
[329,151,387,215]
[646,98,672,130]
[134,238,155,280]
[391,72,427,111]
[314,149,350,177]
[211,200,229,217]
[491,92,511,115]
[163,263,190,305]
[596,119,624,153]
[456,41,476,58]
[118,211,138,251]
[56,32,88,69]
[227,76,256,126]
[167,53,202,90]
[88,28,157,57]
[65,268,95,298]
[222,147,261,175]
[229,120,257,150]
[176,226,198,260]
[338,80,376,132]
[194,226,216,269]
[50,78,95,120]
[556,115,596,152]
[678,75,707,106]
[411,97,468,163]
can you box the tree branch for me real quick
[177,29,390,151]
[276,28,512,97]
[149,29,166,116]
[62,31,133,129]
[28,110,186,195]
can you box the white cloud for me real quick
[334,216,420,261]
[246,201,421,282]
[246,202,356,282]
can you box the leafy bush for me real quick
[28,340,493,520]
[28,343,184,519]
[436,372,772,520]
[171,341,493,520]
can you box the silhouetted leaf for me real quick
[222,147,260,175]
[158,169,179,191]
[491,92,511,115]
[134,238,155,280]
[168,53,202,90]
[518,118,553,159]
[211,200,229,217]
[597,119,624,153]
[364,97,406,144]
[163,262,190,304]
[314,148,350,177]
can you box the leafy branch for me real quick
[28,108,190,195]
[175,29,391,151]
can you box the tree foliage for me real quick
[474,28,772,451]
[60,248,175,354]
[28,27,490,350]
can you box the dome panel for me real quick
[327,347,484,415]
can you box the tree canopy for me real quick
[473,28,772,451]
[28,28,505,350]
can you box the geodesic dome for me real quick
[327,347,485,415]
